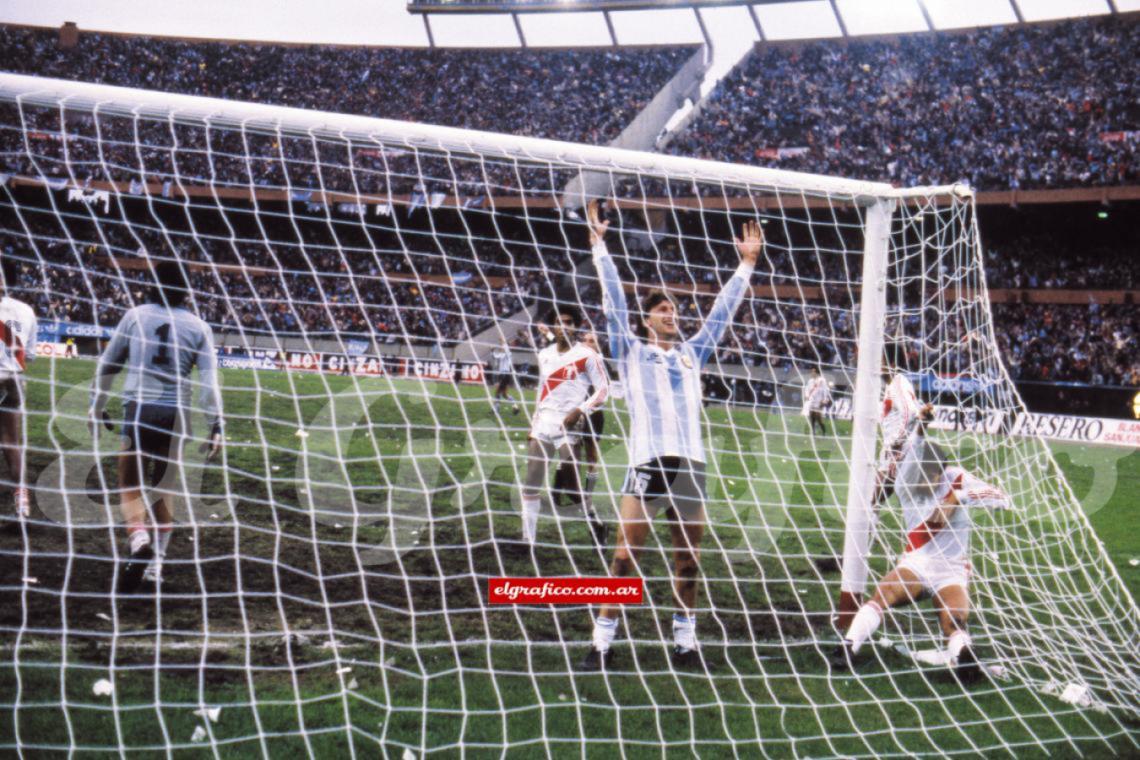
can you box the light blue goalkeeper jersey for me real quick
[91,303,222,430]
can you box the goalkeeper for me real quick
[830,406,1011,681]
[90,260,223,595]
[580,201,761,671]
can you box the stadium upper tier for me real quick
[2,19,1138,194]
[670,15,1138,192]
[0,26,693,144]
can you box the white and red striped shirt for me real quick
[0,296,37,378]
[533,342,609,419]
[881,373,919,449]
[898,439,1010,560]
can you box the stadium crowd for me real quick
[0,26,691,145]
[984,236,1137,290]
[8,228,1136,389]
[670,16,1139,191]
[2,18,1138,196]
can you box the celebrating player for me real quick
[490,339,520,415]
[830,407,1012,681]
[90,260,223,595]
[801,367,832,435]
[520,306,609,547]
[580,201,761,671]
[0,255,38,519]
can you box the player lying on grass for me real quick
[801,367,832,435]
[580,201,761,671]
[0,255,37,519]
[521,307,609,547]
[551,330,608,547]
[89,260,223,595]
[830,406,1012,681]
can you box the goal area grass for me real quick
[1,359,1137,757]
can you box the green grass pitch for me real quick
[1,359,1137,757]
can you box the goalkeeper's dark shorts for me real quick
[622,456,706,519]
[121,402,184,462]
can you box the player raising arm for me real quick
[90,260,223,595]
[831,407,1012,682]
[0,255,37,519]
[521,306,609,547]
[580,201,761,671]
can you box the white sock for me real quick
[845,602,883,654]
[128,529,151,555]
[673,613,697,652]
[592,616,618,653]
[156,527,173,557]
[947,630,971,660]
[522,497,540,545]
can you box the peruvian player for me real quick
[801,367,832,435]
[0,255,38,519]
[831,406,1012,681]
[874,348,929,506]
[520,306,608,546]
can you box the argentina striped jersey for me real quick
[592,240,752,466]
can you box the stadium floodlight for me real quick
[0,72,1136,757]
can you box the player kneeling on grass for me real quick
[830,407,1012,681]
[521,307,609,547]
[89,260,223,596]
[580,201,761,671]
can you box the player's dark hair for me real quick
[548,304,582,327]
[918,438,948,496]
[151,260,191,308]
[884,341,909,372]
[0,254,22,293]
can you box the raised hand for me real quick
[734,219,764,267]
[587,200,610,246]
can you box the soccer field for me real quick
[1,359,1137,757]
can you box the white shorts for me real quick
[898,551,970,595]
[529,410,577,450]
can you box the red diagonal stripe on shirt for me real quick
[539,356,589,402]
[0,321,25,370]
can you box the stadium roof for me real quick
[2,0,1133,48]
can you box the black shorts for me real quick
[494,372,512,390]
[0,376,25,411]
[583,409,605,441]
[622,456,706,519]
[121,402,184,459]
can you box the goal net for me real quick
[0,73,1136,757]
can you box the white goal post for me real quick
[0,72,1137,757]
